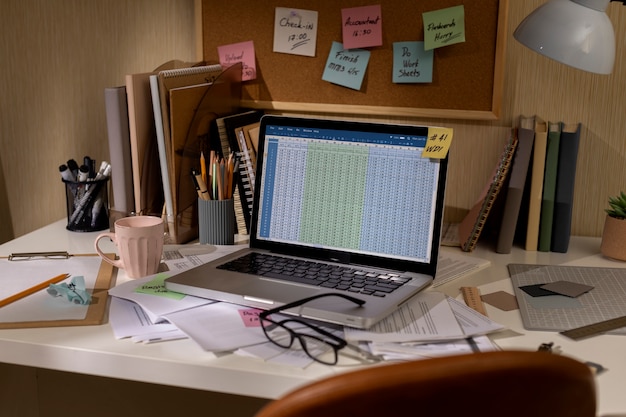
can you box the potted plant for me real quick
[600,191,626,261]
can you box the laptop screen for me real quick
[249,116,448,275]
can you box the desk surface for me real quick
[1,220,625,416]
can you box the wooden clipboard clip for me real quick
[7,251,72,261]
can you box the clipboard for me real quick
[0,253,117,329]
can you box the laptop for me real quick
[165,115,448,329]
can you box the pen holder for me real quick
[198,198,235,245]
[63,178,110,232]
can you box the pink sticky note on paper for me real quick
[341,5,383,50]
[238,308,263,327]
[217,40,257,81]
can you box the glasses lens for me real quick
[297,333,338,365]
[261,317,294,348]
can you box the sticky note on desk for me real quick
[422,127,453,159]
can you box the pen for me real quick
[0,273,70,308]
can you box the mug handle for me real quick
[94,232,125,270]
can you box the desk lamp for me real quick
[513,0,625,74]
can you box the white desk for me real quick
[1,220,625,417]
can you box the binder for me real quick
[496,116,535,254]
[153,64,243,243]
[125,60,193,216]
[525,117,547,251]
[551,122,582,253]
[458,129,518,252]
[104,86,135,218]
[538,121,562,252]
[219,110,264,233]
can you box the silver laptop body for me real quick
[165,115,448,329]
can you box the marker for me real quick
[59,164,76,182]
[77,165,90,182]
[66,159,79,177]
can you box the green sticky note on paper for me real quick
[392,41,433,83]
[423,5,465,50]
[322,41,370,91]
[134,273,186,300]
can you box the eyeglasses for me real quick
[259,293,366,365]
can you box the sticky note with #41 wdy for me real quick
[422,127,453,158]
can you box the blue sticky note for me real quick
[392,41,433,83]
[322,41,370,91]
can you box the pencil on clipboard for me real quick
[0,273,70,308]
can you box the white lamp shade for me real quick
[513,0,615,74]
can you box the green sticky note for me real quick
[134,273,186,300]
[423,5,465,51]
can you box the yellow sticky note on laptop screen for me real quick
[423,127,453,159]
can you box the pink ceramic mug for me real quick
[94,216,164,278]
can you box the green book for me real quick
[538,121,561,251]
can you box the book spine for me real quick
[496,119,535,254]
[538,121,561,252]
[104,86,135,216]
[551,122,582,253]
[525,118,547,251]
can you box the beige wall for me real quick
[0,0,197,244]
[1,0,626,244]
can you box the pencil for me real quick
[0,273,70,308]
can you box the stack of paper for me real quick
[108,247,505,367]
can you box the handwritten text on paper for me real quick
[217,40,257,81]
[341,4,383,49]
[392,41,433,83]
[422,127,454,159]
[423,5,466,51]
[273,7,319,57]
[322,41,371,91]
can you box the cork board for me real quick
[201,0,508,120]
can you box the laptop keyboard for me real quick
[216,253,411,297]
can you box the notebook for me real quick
[165,116,448,329]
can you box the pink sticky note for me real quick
[238,308,263,327]
[341,5,383,50]
[217,40,257,81]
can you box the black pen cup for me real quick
[198,198,235,245]
[63,178,110,232]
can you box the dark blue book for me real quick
[551,122,582,253]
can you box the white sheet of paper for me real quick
[163,302,268,352]
[447,296,506,336]
[108,244,243,322]
[109,296,179,339]
[0,256,103,322]
[344,291,465,343]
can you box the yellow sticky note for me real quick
[423,127,453,158]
